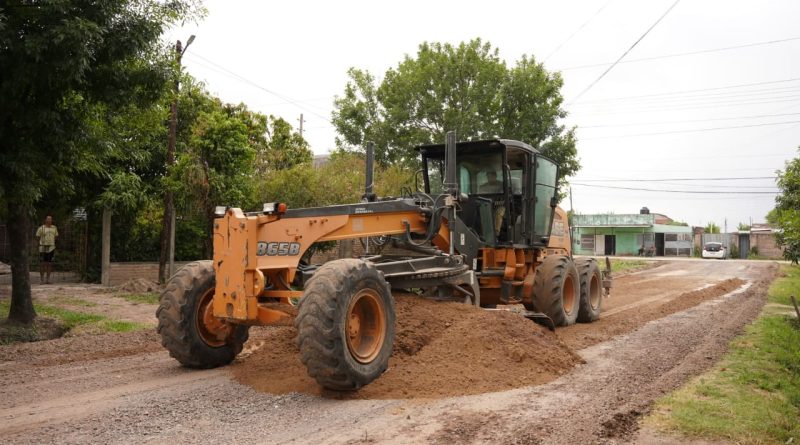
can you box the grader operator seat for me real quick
[418,139,559,250]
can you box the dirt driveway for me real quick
[0,259,777,444]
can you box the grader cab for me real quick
[157,132,609,390]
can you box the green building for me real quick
[572,211,692,257]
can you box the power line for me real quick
[572,191,774,201]
[560,36,800,71]
[571,97,800,115]
[184,53,333,123]
[544,0,613,62]
[571,183,777,194]
[571,85,800,108]
[574,176,775,182]
[568,0,680,104]
[581,120,800,139]
[570,77,800,104]
[578,112,800,128]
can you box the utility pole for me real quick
[298,113,305,138]
[159,35,195,284]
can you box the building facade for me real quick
[572,213,693,257]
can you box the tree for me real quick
[172,94,272,258]
[258,115,312,172]
[704,222,721,234]
[331,38,579,179]
[258,152,414,210]
[737,222,750,231]
[772,149,800,263]
[0,1,195,324]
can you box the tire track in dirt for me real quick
[557,277,747,350]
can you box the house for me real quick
[732,223,784,259]
[572,207,693,257]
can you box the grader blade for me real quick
[523,311,556,331]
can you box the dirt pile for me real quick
[231,294,582,399]
[115,278,160,294]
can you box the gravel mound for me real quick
[115,278,160,294]
[231,294,582,399]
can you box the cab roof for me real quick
[416,138,539,157]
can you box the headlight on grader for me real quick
[262,202,276,214]
[213,206,227,217]
[262,202,287,215]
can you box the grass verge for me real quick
[0,300,148,344]
[645,265,800,444]
[117,292,160,305]
[591,258,651,274]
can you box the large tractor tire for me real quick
[295,259,395,390]
[532,255,581,327]
[157,261,249,368]
[576,258,603,323]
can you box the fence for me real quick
[0,219,87,276]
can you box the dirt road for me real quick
[0,259,776,444]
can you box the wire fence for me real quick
[0,219,88,276]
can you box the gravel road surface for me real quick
[0,259,776,444]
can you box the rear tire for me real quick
[295,259,395,390]
[533,255,580,326]
[156,261,249,368]
[576,258,603,323]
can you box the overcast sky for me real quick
[166,0,800,229]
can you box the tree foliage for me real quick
[704,222,721,234]
[258,115,312,172]
[772,149,800,263]
[331,38,579,179]
[0,0,199,323]
[259,152,414,210]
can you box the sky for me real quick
[166,0,800,229]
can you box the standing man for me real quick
[36,215,58,284]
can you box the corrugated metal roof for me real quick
[572,213,654,227]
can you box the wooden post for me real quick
[101,208,111,286]
[791,295,800,320]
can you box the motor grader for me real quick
[156,132,610,390]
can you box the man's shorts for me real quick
[40,250,55,263]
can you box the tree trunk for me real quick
[158,194,171,284]
[6,198,36,324]
[100,208,111,286]
[204,205,214,260]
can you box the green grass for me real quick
[769,265,800,306]
[0,299,148,342]
[592,258,649,274]
[49,296,98,307]
[116,292,160,305]
[646,265,800,444]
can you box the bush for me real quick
[730,243,739,259]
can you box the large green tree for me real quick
[772,149,800,263]
[331,38,579,177]
[0,0,194,323]
[258,115,312,172]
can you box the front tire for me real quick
[156,261,249,368]
[295,259,395,390]
[533,255,581,326]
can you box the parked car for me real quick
[702,242,727,259]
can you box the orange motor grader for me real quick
[157,132,610,390]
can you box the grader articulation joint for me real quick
[157,132,611,390]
